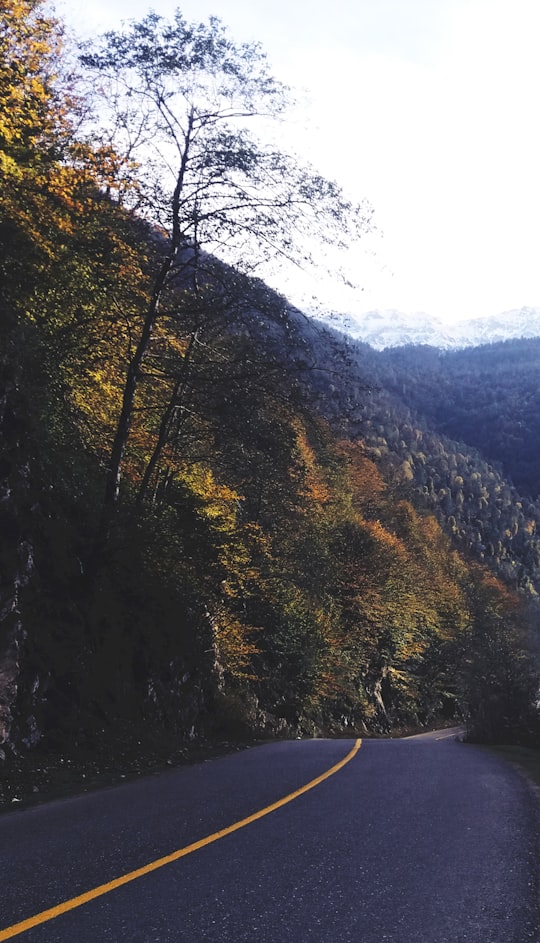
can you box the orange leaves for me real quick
[466,562,521,621]
[363,518,407,559]
[68,141,142,207]
[271,418,474,712]
[335,439,386,509]
[293,420,331,505]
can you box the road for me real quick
[0,733,538,942]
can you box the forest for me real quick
[1,1,539,792]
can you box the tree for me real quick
[79,11,373,537]
[459,566,539,743]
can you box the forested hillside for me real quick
[382,339,540,499]
[1,1,538,786]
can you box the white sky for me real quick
[58,0,540,324]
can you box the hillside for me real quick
[1,1,539,791]
[382,339,540,499]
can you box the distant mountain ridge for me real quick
[310,305,540,349]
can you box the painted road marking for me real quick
[0,739,362,940]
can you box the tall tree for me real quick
[80,11,374,536]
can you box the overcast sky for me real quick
[59,0,540,324]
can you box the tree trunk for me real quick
[95,111,195,548]
[136,328,199,506]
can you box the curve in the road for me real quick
[0,738,362,941]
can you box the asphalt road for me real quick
[0,733,538,942]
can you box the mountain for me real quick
[381,337,540,501]
[311,306,540,350]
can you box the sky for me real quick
[58,0,540,324]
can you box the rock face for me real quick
[0,370,217,759]
[0,368,35,756]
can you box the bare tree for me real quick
[80,11,373,539]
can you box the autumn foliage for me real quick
[0,0,538,756]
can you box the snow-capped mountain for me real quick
[311,306,540,349]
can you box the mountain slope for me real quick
[381,338,540,500]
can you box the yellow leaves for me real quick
[210,605,259,679]
[0,150,21,178]
[171,464,268,598]
[0,0,65,162]
[177,463,240,531]
[398,459,414,482]
[70,366,122,454]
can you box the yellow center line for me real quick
[0,738,362,940]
